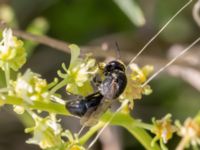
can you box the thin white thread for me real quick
[142,37,200,87]
[78,125,85,136]
[87,100,129,149]
[126,0,193,69]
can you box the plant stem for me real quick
[134,121,154,131]
[2,96,69,115]
[102,112,161,150]
[124,124,160,150]
[50,79,69,94]
[4,63,10,88]
[79,122,104,145]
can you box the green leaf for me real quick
[113,0,145,26]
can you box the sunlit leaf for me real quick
[113,0,145,26]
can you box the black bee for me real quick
[66,42,128,126]
[65,61,127,125]
[79,60,127,126]
[66,59,128,126]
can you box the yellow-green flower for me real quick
[66,54,96,92]
[69,145,85,150]
[151,114,176,149]
[177,117,200,148]
[120,63,153,109]
[62,130,85,150]
[26,114,63,149]
[0,28,26,71]
[57,44,97,96]
[11,69,50,104]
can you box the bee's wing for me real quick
[103,79,119,99]
[80,98,112,126]
[80,107,98,126]
[109,80,118,98]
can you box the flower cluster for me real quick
[151,114,176,149]
[11,69,50,105]
[0,28,26,71]
[26,112,85,150]
[25,113,64,149]
[62,130,85,150]
[176,115,200,148]
[57,44,97,96]
[120,63,153,109]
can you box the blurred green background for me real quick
[0,0,199,149]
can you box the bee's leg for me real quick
[65,91,79,96]
[50,94,83,104]
[51,90,83,105]
[50,95,66,104]
[64,91,84,101]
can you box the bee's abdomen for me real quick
[66,100,87,117]
[66,92,103,117]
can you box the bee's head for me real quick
[104,60,125,73]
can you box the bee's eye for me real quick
[104,64,114,73]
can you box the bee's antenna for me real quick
[87,100,129,150]
[115,41,121,59]
[127,0,193,68]
[142,37,200,87]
